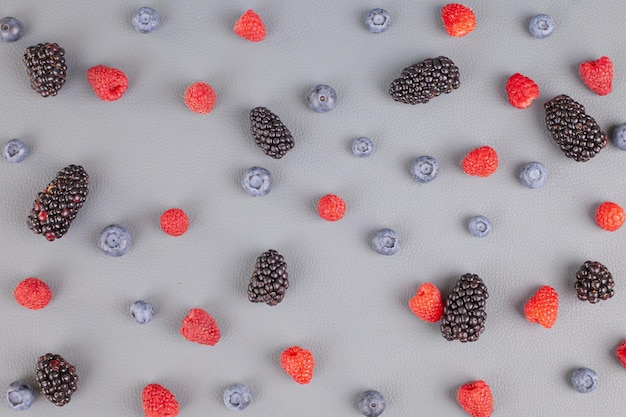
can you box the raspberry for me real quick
[14,278,52,310]
[86,65,128,101]
[579,56,613,96]
[524,286,559,329]
[616,341,626,368]
[408,282,444,323]
[280,346,315,384]
[160,208,189,237]
[595,201,625,232]
[234,10,266,42]
[317,194,346,221]
[142,384,179,417]
[462,146,498,177]
[505,73,539,109]
[441,4,476,37]
[180,308,221,346]
[184,82,216,114]
[457,380,493,417]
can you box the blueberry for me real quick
[570,368,598,393]
[307,85,337,113]
[519,161,548,189]
[99,225,132,257]
[410,155,439,183]
[352,137,374,158]
[468,216,491,238]
[0,17,24,42]
[357,390,386,417]
[528,14,554,39]
[3,139,28,163]
[130,300,154,324]
[241,166,272,197]
[132,7,161,33]
[612,124,626,150]
[223,384,252,411]
[365,9,390,34]
[4,381,34,411]
[371,228,400,255]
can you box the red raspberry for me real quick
[184,82,216,114]
[457,380,493,417]
[524,286,559,329]
[462,146,498,177]
[14,277,52,310]
[505,73,539,109]
[141,384,179,417]
[317,194,346,221]
[616,340,626,368]
[408,282,444,323]
[160,208,189,237]
[579,56,613,96]
[280,346,315,384]
[441,4,476,37]
[180,308,221,346]
[86,65,128,101]
[234,9,266,42]
[595,201,625,232]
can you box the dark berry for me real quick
[247,250,289,306]
[575,261,614,303]
[440,273,489,342]
[389,56,460,104]
[249,107,294,159]
[35,353,78,406]
[23,43,67,97]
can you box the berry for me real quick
[223,384,252,411]
[131,300,154,324]
[317,194,346,221]
[410,155,439,183]
[456,380,493,417]
[99,224,132,256]
[35,353,78,406]
[180,308,221,345]
[595,201,625,231]
[14,277,52,310]
[615,340,626,368]
[234,10,266,42]
[389,56,460,105]
[519,161,548,189]
[249,107,295,159]
[462,146,498,177]
[142,384,179,417]
[408,282,444,323]
[528,14,555,39]
[241,166,272,197]
[280,346,315,384]
[575,261,615,303]
[441,273,489,342]
[307,84,337,113]
[184,82,217,114]
[371,228,400,256]
[468,216,491,238]
[580,56,613,96]
[505,73,539,109]
[4,381,34,411]
[160,208,189,236]
[364,9,391,34]
[357,390,386,417]
[612,123,626,150]
[132,7,160,33]
[87,65,128,101]
[3,138,28,163]
[570,368,598,393]
[441,3,476,37]
[23,42,67,97]
[352,137,374,157]
[248,250,289,306]
[524,286,558,329]
[0,17,24,42]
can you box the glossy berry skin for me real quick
[352,137,374,158]
[468,216,491,238]
[570,368,598,393]
[223,384,252,411]
[357,390,386,417]
[0,17,24,42]
[410,155,439,183]
[99,225,132,257]
[529,14,555,39]
[307,84,337,113]
[3,139,28,163]
[132,7,160,33]
[131,300,154,324]
[371,228,400,255]
[519,161,548,189]
[612,124,626,150]
[365,9,390,34]
[241,166,272,196]
[4,381,34,411]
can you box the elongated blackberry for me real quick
[544,95,607,162]
[27,165,89,241]
[35,353,78,406]
[440,273,488,342]
[23,43,67,97]
[247,249,289,306]
[575,261,615,303]
[389,56,460,104]
[249,107,294,159]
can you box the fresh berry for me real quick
[524,286,558,329]
[234,10,266,42]
[468,216,491,238]
[575,261,615,303]
[570,368,598,393]
[23,42,67,97]
[408,282,444,323]
[86,65,128,101]
[248,250,289,306]
[505,73,539,109]
[0,17,24,42]
[241,166,272,196]
[180,308,221,345]
[14,277,52,310]
[99,224,132,256]
[307,84,337,113]
[595,201,625,231]
[528,14,555,39]
[352,137,374,157]
[456,380,493,417]
[160,208,189,236]
[580,56,613,96]
[249,107,295,159]
[357,390,386,417]
[544,95,607,162]
[317,194,346,221]
[371,228,400,256]
[223,384,252,411]
[35,353,78,406]
[27,165,89,241]
[441,4,476,37]
[280,346,315,384]
[462,146,498,177]
[519,161,548,189]
[142,384,179,417]
[410,155,439,183]
[389,56,460,104]
[365,9,391,34]
[3,138,28,163]
[184,82,217,114]
[132,7,161,33]
[4,381,34,411]
[612,123,626,150]
[441,273,489,342]
[616,340,626,368]
[131,300,154,324]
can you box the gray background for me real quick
[0,1,625,416]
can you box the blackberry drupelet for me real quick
[23,43,67,97]
[249,107,294,159]
[389,56,460,104]
[35,353,78,406]
[440,273,488,342]
[27,165,89,241]
[247,249,289,306]
[575,261,615,303]
[544,95,607,162]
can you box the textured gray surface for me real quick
[1,1,626,416]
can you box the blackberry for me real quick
[23,43,67,97]
[35,353,78,406]
[27,165,89,241]
[544,95,607,162]
[575,261,615,303]
[440,273,488,342]
[247,249,289,306]
[389,56,460,104]
[249,107,294,159]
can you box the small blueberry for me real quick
[410,155,439,183]
[99,224,132,257]
[365,9,390,34]
[132,7,161,33]
[528,14,554,39]
[372,228,400,255]
[223,384,252,411]
[612,124,626,151]
[4,381,34,411]
[352,137,374,158]
[0,17,24,43]
[357,390,386,417]
[468,216,491,238]
[3,139,28,163]
[519,161,548,189]
[241,166,272,197]
[307,84,337,113]
[570,368,598,393]
[130,300,154,324]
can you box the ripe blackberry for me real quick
[35,353,78,406]
[575,261,615,303]
[247,249,289,306]
[27,165,89,241]
[389,56,460,104]
[544,95,607,162]
[440,273,489,342]
[23,43,67,97]
[249,107,294,159]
